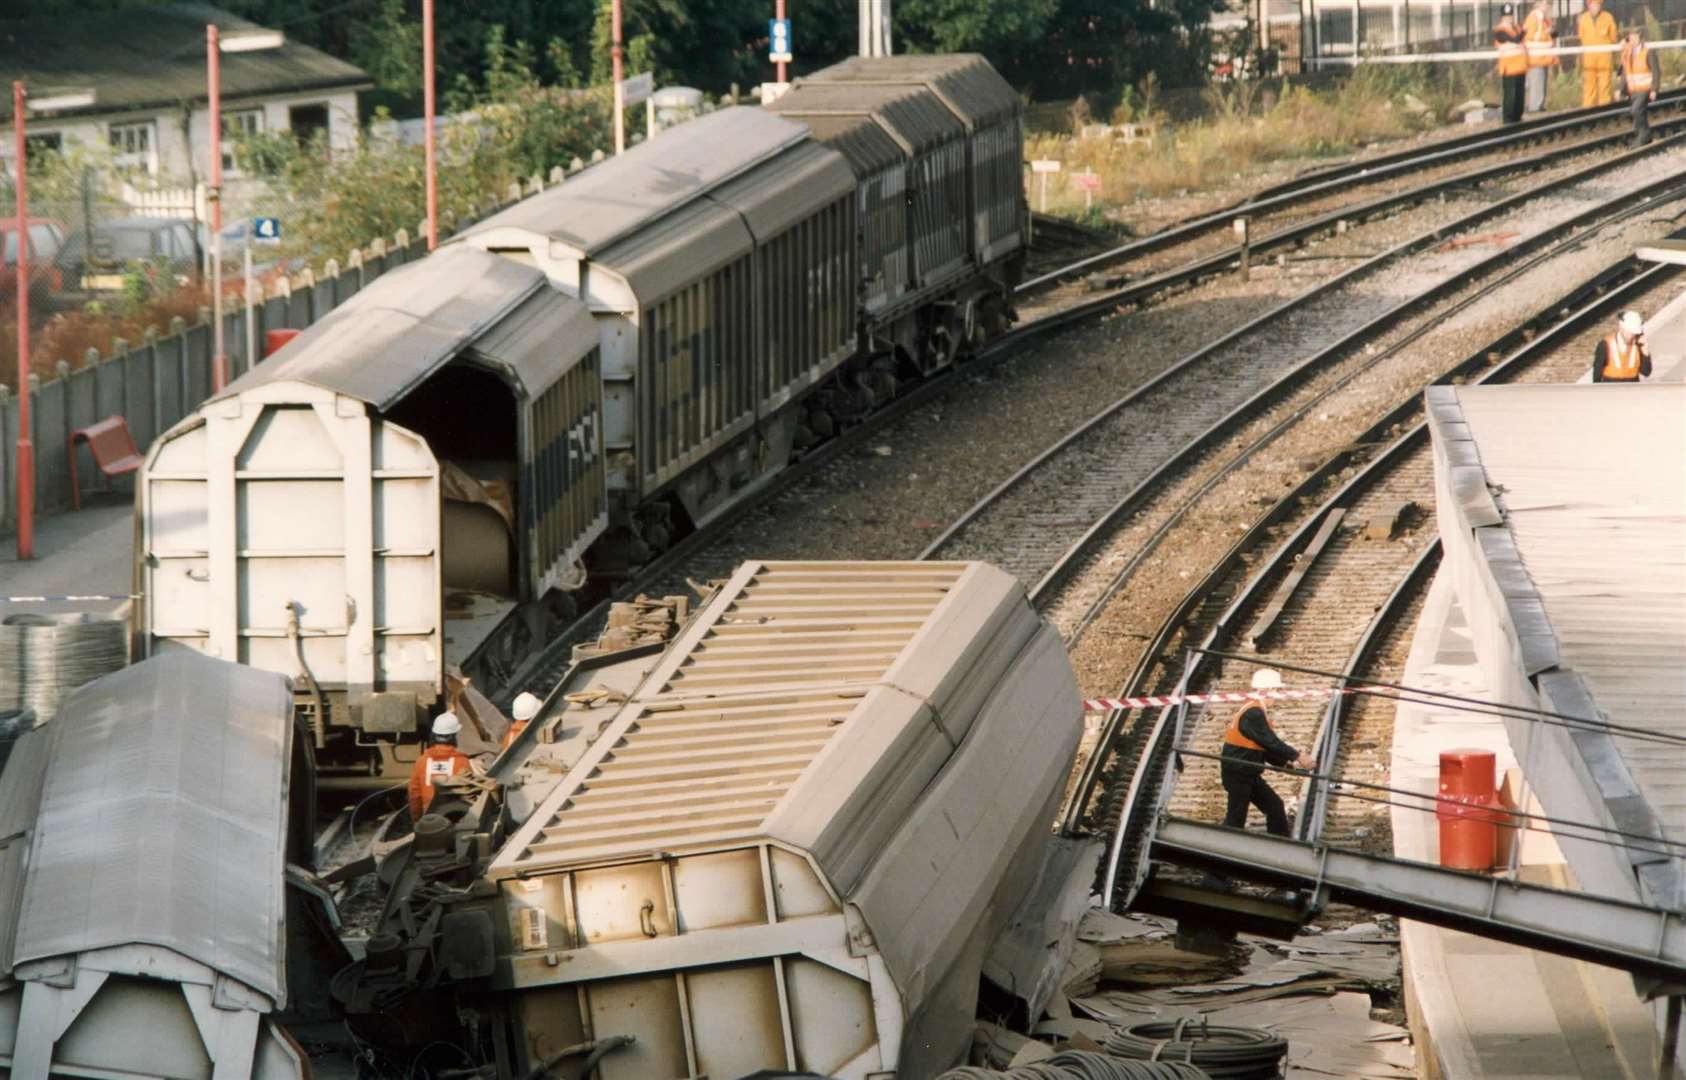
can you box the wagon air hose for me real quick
[285,601,328,750]
[520,1035,635,1080]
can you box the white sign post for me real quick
[248,217,281,368]
[1072,170,1101,212]
[1030,159,1061,214]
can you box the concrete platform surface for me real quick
[0,497,135,619]
[1393,570,1662,1080]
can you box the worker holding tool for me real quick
[1495,5,1530,124]
[1577,0,1621,107]
[1523,0,1559,114]
[1592,310,1652,382]
[1221,669,1316,837]
[408,712,472,820]
[1619,28,1657,146]
[504,691,543,750]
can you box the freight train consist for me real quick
[133,55,1027,776]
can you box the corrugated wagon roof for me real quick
[7,653,295,1004]
[491,561,1032,876]
[805,54,1021,129]
[0,3,369,123]
[463,107,810,257]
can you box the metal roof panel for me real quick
[707,141,856,241]
[805,53,1020,129]
[12,653,294,1004]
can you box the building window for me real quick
[222,109,264,173]
[24,132,62,159]
[109,120,157,175]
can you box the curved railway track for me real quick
[916,131,1686,595]
[507,118,1684,707]
[1018,88,1686,299]
[1084,234,1686,907]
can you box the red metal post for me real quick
[611,0,626,154]
[423,0,437,250]
[776,0,788,83]
[207,23,226,392]
[12,81,33,560]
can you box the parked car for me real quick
[0,217,68,304]
[55,216,202,304]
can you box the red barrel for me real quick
[1436,748,1500,871]
[264,328,302,358]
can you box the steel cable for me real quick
[936,1050,1213,1079]
[1105,1019,1287,1079]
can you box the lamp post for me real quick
[423,0,437,250]
[207,23,283,391]
[12,81,33,560]
[612,0,625,154]
[776,0,788,83]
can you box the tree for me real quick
[893,0,1059,72]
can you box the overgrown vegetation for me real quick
[1027,65,1494,218]
[237,30,610,260]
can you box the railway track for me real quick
[916,130,1686,598]
[1083,232,1686,907]
[506,120,1683,708]
[1018,88,1686,302]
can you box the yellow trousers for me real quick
[1582,64,1614,106]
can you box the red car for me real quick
[0,216,68,303]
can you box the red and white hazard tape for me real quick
[1082,684,1383,714]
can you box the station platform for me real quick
[0,497,134,619]
[1411,380,1686,1074]
[1392,571,1661,1079]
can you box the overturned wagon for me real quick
[383,561,1083,1078]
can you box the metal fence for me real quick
[0,155,609,537]
[1258,0,1686,71]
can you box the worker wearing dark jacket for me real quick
[1620,29,1657,146]
[1592,310,1652,382]
[1495,6,1530,124]
[1220,669,1315,836]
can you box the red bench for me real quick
[68,417,144,510]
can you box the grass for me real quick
[1027,65,1503,221]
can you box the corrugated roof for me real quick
[220,246,593,408]
[1450,384,1686,847]
[10,652,294,1004]
[0,3,369,123]
[467,285,599,399]
[762,81,961,154]
[593,196,752,305]
[707,140,856,240]
[462,107,810,256]
[804,54,1020,129]
[490,561,1002,875]
[768,111,904,176]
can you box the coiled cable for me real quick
[936,1050,1212,1079]
[1105,1018,1287,1079]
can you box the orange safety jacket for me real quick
[408,743,471,819]
[1496,25,1530,75]
[1524,10,1558,65]
[1623,44,1654,93]
[501,719,529,751]
[1224,703,1276,751]
[1601,334,1645,379]
[1577,9,1619,67]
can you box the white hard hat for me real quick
[1620,310,1645,335]
[512,692,542,722]
[431,712,462,738]
[1251,669,1284,692]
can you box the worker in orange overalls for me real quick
[1619,28,1657,146]
[1592,310,1652,382]
[408,712,471,821]
[1577,0,1620,107]
[503,691,543,751]
[1220,669,1316,838]
[1523,0,1558,114]
[1495,5,1530,124]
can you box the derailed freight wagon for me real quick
[135,248,605,778]
[378,561,1083,1078]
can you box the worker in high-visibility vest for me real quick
[408,712,472,821]
[1592,310,1652,382]
[1619,28,1658,146]
[1523,0,1558,114]
[1576,0,1620,107]
[503,691,543,751]
[1494,5,1530,124]
[1219,669,1316,837]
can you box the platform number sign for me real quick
[769,18,792,63]
[253,217,282,245]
